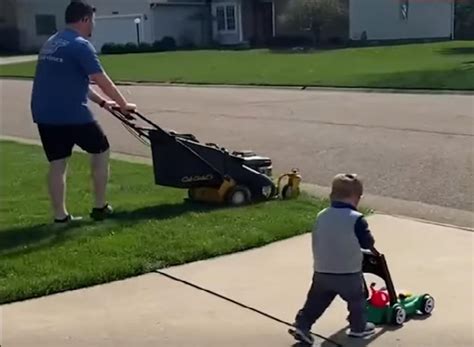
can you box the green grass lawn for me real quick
[0,141,327,304]
[1,41,473,90]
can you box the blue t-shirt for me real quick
[31,29,103,125]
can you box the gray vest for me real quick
[312,207,363,274]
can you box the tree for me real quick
[280,0,348,45]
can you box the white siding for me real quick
[15,0,69,52]
[349,0,454,41]
[14,0,153,51]
[88,0,153,44]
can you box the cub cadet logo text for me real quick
[181,174,214,183]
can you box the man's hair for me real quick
[330,173,363,201]
[65,1,95,24]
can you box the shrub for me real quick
[161,36,177,51]
[268,35,313,48]
[138,42,153,52]
[100,37,178,54]
[124,42,138,53]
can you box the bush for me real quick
[152,40,164,51]
[138,42,153,52]
[101,43,121,54]
[101,37,178,54]
[161,36,177,51]
[124,42,138,53]
[268,35,313,48]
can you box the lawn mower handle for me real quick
[109,107,169,133]
[362,248,382,256]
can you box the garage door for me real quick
[92,15,144,52]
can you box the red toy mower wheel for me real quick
[420,294,435,315]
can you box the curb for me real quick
[2,135,473,231]
[301,182,474,231]
[1,77,473,96]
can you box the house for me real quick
[0,0,283,52]
[0,0,455,54]
[348,0,455,42]
[92,0,285,49]
[0,0,20,52]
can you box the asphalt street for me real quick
[1,79,473,215]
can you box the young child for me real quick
[289,173,377,345]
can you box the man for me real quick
[31,1,136,223]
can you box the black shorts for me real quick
[37,122,110,162]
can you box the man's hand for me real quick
[90,72,135,113]
[120,103,137,115]
[102,100,118,111]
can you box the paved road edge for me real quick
[1,77,473,96]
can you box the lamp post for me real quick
[134,17,141,45]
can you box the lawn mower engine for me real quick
[231,150,273,177]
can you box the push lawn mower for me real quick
[362,249,435,326]
[108,108,301,206]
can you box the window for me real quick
[225,6,235,31]
[35,15,57,36]
[215,4,237,32]
[400,0,409,21]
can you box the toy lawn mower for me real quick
[362,249,435,326]
[108,108,301,206]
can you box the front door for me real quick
[255,1,274,45]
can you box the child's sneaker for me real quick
[347,322,376,338]
[288,326,314,345]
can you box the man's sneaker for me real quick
[288,326,314,345]
[90,203,113,221]
[54,214,83,225]
[347,322,376,338]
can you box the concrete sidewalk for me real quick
[2,215,473,347]
[0,55,37,65]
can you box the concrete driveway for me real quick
[2,215,473,347]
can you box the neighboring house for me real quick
[0,0,455,54]
[349,0,455,41]
[0,0,19,52]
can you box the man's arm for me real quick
[88,86,106,106]
[89,72,132,110]
[75,40,135,112]
[354,216,375,251]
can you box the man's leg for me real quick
[48,158,69,220]
[90,149,110,209]
[37,124,75,221]
[74,121,112,220]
